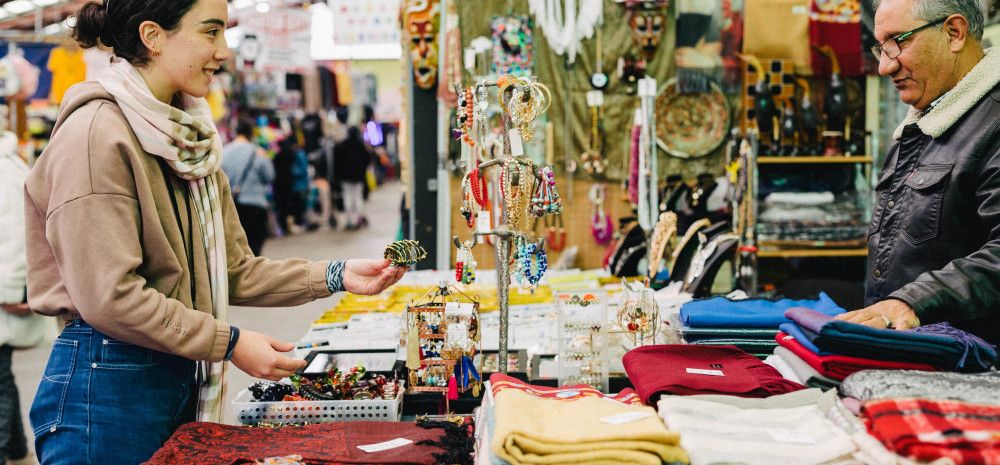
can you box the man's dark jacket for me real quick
[867,49,1000,346]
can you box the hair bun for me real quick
[71,1,108,49]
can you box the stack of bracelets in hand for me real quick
[512,237,547,288]
[384,240,427,267]
[530,166,562,216]
[497,75,551,142]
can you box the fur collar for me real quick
[893,48,1000,140]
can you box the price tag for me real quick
[445,302,475,316]
[638,78,658,97]
[477,211,491,233]
[509,129,525,156]
[686,368,725,377]
[600,411,652,425]
[464,48,476,71]
[766,428,817,445]
[358,438,414,453]
[586,90,605,107]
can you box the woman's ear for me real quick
[138,20,165,55]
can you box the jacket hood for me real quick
[893,47,1000,140]
[51,81,117,139]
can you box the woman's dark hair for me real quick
[236,116,255,140]
[73,0,198,67]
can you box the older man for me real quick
[836,0,1000,346]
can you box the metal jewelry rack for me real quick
[455,77,553,373]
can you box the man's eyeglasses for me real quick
[870,17,948,60]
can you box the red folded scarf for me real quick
[144,421,448,465]
[775,332,937,380]
[622,344,804,404]
[864,398,1000,465]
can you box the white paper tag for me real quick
[477,211,491,233]
[358,438,414,453]
[445,302,475,316]
[685,368,725,377]
[638,78,658,97]
[766,428,817,445]
[464,48,476,71]
[600,411,652,425]
[586,90,604,107]
[509,129,525,156]
[791,5,809,14]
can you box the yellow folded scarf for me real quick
[491,388,688,465]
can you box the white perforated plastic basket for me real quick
[232,387,403,425]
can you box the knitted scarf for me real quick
[98,59,229,423]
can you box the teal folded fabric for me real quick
[681,327,780,342]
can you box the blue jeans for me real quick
[30,320,197,465]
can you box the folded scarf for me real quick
[763,353,803,384]
[681,327,780,342]
[145,421,449,465]
[841,370,1000,405]
[658,389,857,465]
[863,398,1000,465]
[680,293,844,329]
[623,345,804,404]
[98,58,229,422]
[778,322,831,355]
[785,307,998,372]
[773,346,840,390]
[776,332,937,381]
[489,374,687,465]
[686,339,777,359]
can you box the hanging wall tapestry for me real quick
[491,16,534,76]
[404,0,441,90]
[674,0,723,94]
[809,0,862,77]
[719,0,744,94]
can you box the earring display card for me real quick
[555,291,610,392]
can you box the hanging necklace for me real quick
[527,0,604,64]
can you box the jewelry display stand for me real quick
[555,291,609,392]
[455,77,555,373]
[405,284,481,411]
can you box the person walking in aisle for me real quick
[23,1,407,464]
[0,106,47,465]
[334,126,372,230]
[222,116,274,255]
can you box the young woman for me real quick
[22,1,406,463]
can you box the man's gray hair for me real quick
[874,0,985,41]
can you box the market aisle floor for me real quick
[11,180,404,453]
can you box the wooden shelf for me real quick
[757,247,869,258]
[757,155,872,164]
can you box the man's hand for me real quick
[343,259,406,295]
[835,299,920,330]
[230,329,307,381]
[0,303,32,316]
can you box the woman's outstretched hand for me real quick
[342,259,407,295]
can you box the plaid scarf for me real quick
[98,59,229,423]
[863,398,1000,464]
